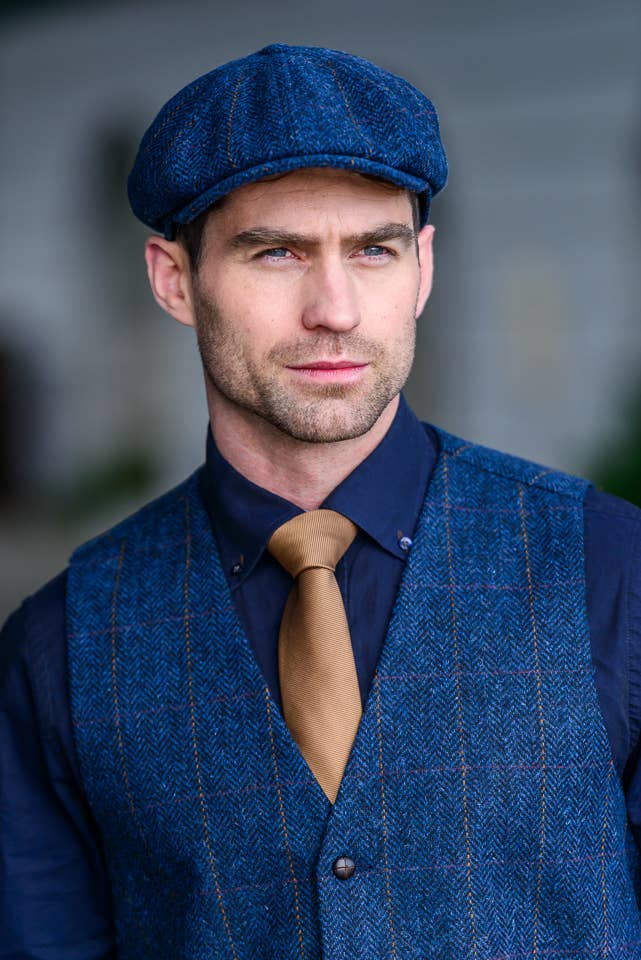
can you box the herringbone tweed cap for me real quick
[127,42,448,238]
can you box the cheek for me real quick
[220,270,302,328]
[358,275,419,332]
[206,300,292,366]
[358,259,420,304]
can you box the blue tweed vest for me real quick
[67,429,641,959]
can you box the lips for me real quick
[285,359,369,383]
[287,360,367,370]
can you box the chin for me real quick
[262,396,395,444]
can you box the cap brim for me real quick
[163,154,431,237]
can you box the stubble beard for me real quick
[193,286,417,444]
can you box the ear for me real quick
[415,224,435,317]
[144,235,195,328]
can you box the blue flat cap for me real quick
[128,43,448,239]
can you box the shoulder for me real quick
[582,488,641,607]
[1,469,207,694]
[581,488,641,768]
[66,469,211,650]
[429,425,589,501]
[584,486,641,530]
[70,469,205,571]
[1,571,67,677]
[1,570,68,739]
[583,487,641,620]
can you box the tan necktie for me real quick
[268,509,361,803]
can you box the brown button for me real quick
[332,856,355,880]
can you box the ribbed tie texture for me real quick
[268,509,361,803]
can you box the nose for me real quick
[300,257,361,333]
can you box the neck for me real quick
[207,390,399,511]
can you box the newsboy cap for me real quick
[128,43,448,239]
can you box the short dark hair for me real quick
[176,184,422,272]
[175,197,226,272]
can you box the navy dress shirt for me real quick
[2,394,641,959]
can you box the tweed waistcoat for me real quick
[67,429,641,959]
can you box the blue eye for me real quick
[260,247,290,259]
[362,245,388,257]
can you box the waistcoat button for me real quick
[332,856,356,880]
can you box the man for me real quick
[1,41,641,960]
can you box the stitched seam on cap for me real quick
[226,72,244,169]
[145,74,212,151]
[277,52,303,154]
[325,58,374,158]
[363,75,436,123]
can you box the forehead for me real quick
[208,167,414,232]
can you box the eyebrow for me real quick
[226,222,416,251]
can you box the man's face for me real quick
[189,167,433,444]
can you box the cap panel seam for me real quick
[144,74,213,151]
[276,52,304,155]
[226,72,244,170]
[324,58,374,159]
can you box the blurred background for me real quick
[1,0,640,621]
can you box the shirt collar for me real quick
[322,394,435,557]
[201,394,438,588]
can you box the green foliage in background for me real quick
[51,448,157,527]
[589,387,641,508]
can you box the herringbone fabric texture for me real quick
[268,509,360,803]
[67,428,641,958]
[127,43,448,238]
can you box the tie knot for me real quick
[268,509,357,579]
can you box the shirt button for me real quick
[332,856,356,880]
[398,535,413,553]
